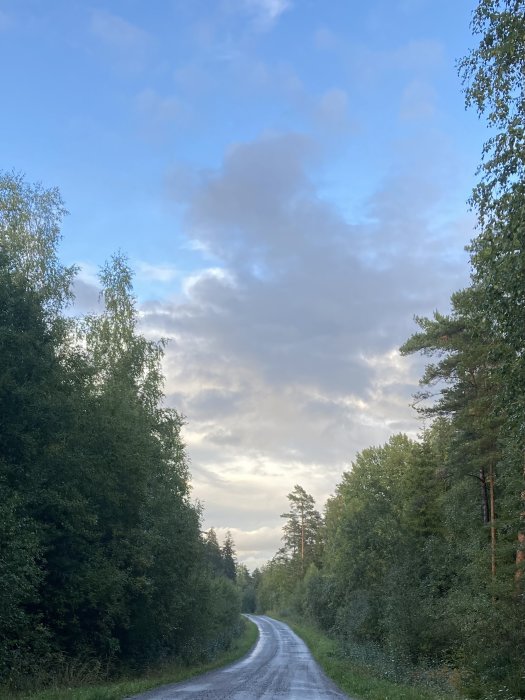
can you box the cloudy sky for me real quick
[1,0,485,568]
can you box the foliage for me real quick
[0,172,242,694]
[280,484,324,575]
[0,171,75,315]
[275,616,462,700]
[236,565,257,613]
[256,485,324,617]
[6,617,258,700]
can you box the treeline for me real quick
[0,173,241,692]
[256,2,525,698]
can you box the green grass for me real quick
[273,615,463,700]
[8,617,259,700]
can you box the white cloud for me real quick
[214,525,283,568]
[242,0,291,29]
[90,10,150,52]
[137,262,179,283]
[181,267,236,297]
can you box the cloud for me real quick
[71,264,102,314]
[0,10,13,31]
[90,10,150,51]
[314,27,339,51]
[388,39,444,72]
[136,130,472,565]
[241,0,291,29]
[90,10,151,72]
[315,88,352,131]
[214,525,283,568]
[135,89,189,141]
[136,262,179,283]
[312,34,444,87]
[136,89,184,121]
[400,79,438,120]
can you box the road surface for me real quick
[128,614,352,699]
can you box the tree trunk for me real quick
[489,465,496,580]
[300,503,305,573]
[515,451,525,584]
[480,467,489,525]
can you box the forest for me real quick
[255,2,525,698]
[0,174,245,692]
[0,0,523,698]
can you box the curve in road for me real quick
[128,614,352,699]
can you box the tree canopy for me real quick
[0,172,242,694]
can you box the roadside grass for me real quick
[273,615,463,700]
[6,617,259,700]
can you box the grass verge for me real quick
[273,615,463,700]
[9,616,259,700]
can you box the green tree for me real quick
[0,253,63,679]
[221,532,237,582]
[0,174,243,691]
[204,528,225,577]
[281,485,323,575]
[459,0,525,590]
[236,565,256,613]
[0,171,76,315]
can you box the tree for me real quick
[280,485,323,575]
[204,529,224,577]
[458,0,525,588]
[221,532,237,582]
[236,565,256,613]
[0,252,66,679]
[400,287,503,578]
[0,171,76,315]
[0,175,243,691]
[458,0,525,229]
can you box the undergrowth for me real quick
[3,616,258,700]
[271,613,465,700]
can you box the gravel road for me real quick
[127,614,352,699]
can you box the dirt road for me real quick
[128,614,351,699]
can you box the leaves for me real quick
[0,174,241,691]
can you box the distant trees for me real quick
[236,564,257,613]
[204,528,238,582]
[257,485,324,615]
[0,172,241,693]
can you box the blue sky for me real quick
[1,0,485,566]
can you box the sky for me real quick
[1,0,486,568]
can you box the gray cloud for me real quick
[71,275,102,315]
[139,130,471,566]
[314,88,352,131]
